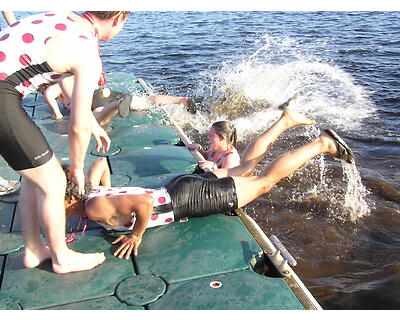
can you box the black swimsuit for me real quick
[0,81,53,170]
[165,172,238,220]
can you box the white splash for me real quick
[342,162,371,221]
[171,33,374,223]
[194,34,377,136]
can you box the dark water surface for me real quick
[18,11,400,309]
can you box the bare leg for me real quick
[18,178,50,268]
[44,84,64,120]
[129,96,151,110]
[149,95,192,109]
[129,95,195,113]
[93,94,193,124]
[232,131,339,207]
[92,100,120,126]
[213,108,315,178]
[18,155,105,274]
[87,157,111,187]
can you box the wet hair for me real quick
[61,164,93,202]
[211,121,237,148]
[86,11,130,20]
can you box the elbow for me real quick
[144,195,154,208]
[143,195,154,213]
[69,122,91,137]
[85,206,96,220]
[43,91,53,102]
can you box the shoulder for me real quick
[45,34,99,74]
[88,192,154,209]
[85,196,113,220]
[230,146,240,156]
[222,147,241,167]
[225,146,240,158]
[207,149,216,158]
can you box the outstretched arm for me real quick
[85,194,153,259]
[45,35,108,194]
[187,143,209,158]
[44,84,64,120]
[112,195,153,259]
[1,11,17,25]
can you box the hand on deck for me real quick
[112,234,142,259]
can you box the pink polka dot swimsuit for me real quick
[87,186,175,232]
[0,12,98,96]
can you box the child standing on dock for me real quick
[0,11,130,274]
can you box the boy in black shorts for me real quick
[42,80,196,122]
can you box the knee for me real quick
[257,181,274,196]
[48,167,67,191]
[35,172,66,200]
[149,95,158,105]
[94,157,108,172]
[41,164,66,192]
[235,160,256,177]
[96,157,107,165]
[20,158,66,197]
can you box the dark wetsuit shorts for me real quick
[91,88,124,109]
[165,172,238,220]
[0,81,53,170]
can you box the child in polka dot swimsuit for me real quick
[87,185,176,231]
[0,11,129,274]
[64,108,355,260]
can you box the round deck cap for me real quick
[116,274,166,306]
[91,145,121,157]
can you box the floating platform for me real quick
[0,73,321,310]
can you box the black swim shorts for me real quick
[165,172,238,220]
[0,81,53,170]
[91,88,124,109]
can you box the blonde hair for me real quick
[212,121,237,148]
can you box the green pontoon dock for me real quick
[0,73,321,310]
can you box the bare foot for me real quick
[51,113,63,120]
[321,129,355,163]
[319,131,339,155]
[52,250,105,274]
[281,107,316,128]
[23,245,51,269]
[180,97,197,114]
[180,97,190,107]
[277,95,298,110]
